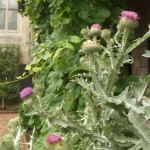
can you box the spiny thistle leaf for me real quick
[128,110,150,148]
[108,88,144,114]
[131,75,150,102]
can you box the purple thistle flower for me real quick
[90,24,101,30]
[19,87,32,99]
[45,133,62,145]
[121,11,139,21]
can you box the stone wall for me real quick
[0,13,30,64]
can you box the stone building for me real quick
[0,0,30,63]
[0,0,31,87]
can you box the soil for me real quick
[0,110,18,137]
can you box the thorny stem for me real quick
[125,29,150,54]
[106,39,115,69]
[89,53,107,99]
[112,28,122,47]
[106,28,130,96]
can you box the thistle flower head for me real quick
[121,11,139,21]
[90,24,101,30]
[119,11,139,29]
[19,87,32,99]
[45,133,62,145]
[90,24,101,36]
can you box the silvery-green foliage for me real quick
[14,13,150,150]
[72,21,150,149]
[23,24,150,149]
[0,134,15,150]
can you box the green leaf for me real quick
[56,0,64,5]
[78,1,89,20]
[142,50,150,58]
[69,36,81,43]
[25,65,31,71]
[131,76,150,102]
[92,7,110,23]
[39,51,49,60]
[101,108,114,121]
[128,110,150,148]
[53,48,64,61]
[98,7,110,18]
[16,76,22,79]
[142,99,150,119]
[63,18,70,24]
[108,88,144,114]
[33,67,41,72]
[128,142,145,150]
[65,43,74,50]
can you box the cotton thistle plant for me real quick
[5,10,150,150]
[79,10,150,97]
[72,10,150,149]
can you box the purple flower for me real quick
[90,24,101,30]
[19,87,32,99]
[121,11,139,21]
[45,133,62,145]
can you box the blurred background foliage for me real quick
[0,44,20,108]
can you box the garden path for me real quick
[0,110,18,137]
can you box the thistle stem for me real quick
[106,39,114,69]
[125,29,150,54]
[106,28,130,96]
[89,54,107,99]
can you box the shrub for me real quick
[0,44,20,104]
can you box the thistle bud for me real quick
[89,24,101,36]
[101,29,111,40]
[8,117,20,128]
[23,99,32,112]
[119,18,139,29]
[80,40,101,53]
[81,28,89,36]
[0,134,15,150]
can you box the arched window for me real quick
[0,0,18,31]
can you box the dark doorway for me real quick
[19,64,32,89]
